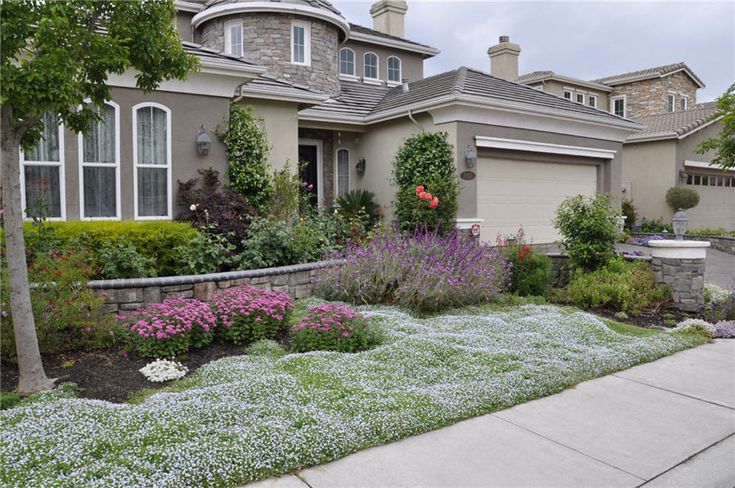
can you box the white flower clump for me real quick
[1,304,703,487]
[704,283,731,305]
[139,359,189,383]
[672,318,717,338]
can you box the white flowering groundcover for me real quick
[1,303,705,487]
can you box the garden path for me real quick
[247,340,735,488]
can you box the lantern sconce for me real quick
[464,145,477,168]
[672,208,688,240]
[196,125,211,156]
[356,157,366,176]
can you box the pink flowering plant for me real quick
[117,298,216,358]
[291,304,374,353]
[210,285,294,345]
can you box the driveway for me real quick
[247,340,735,488]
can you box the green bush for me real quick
[639,218,673,233]
[94,240,156,279]
[688,228,735,237]
[500,241,551,296]
[268,163,301,223]
[174,232,236,275]
[621,198,637,231]
[217,103,272,211]
[566,258,671,316]
[0,392,21,410]
[665,187,700,210]
[393,132,459,233]
[553,194,619,271]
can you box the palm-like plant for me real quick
[336,190,379,223]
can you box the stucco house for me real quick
[21,0,643,244]
[519,62,732,231]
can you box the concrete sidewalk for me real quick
[248,340,735,488]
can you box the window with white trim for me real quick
[680,96,688,111]
[291,21,310,65]
[225,21,243,57]
[588,95,597,108]
[563,90,572,100]
[22,112,64,219]
[336,148,349,197]
[81,102,119,219]
[576,93,585,104]
[134,104,170,219]
[387,56,401,83]
[339,48,355,76]
[668,93,676,112]
[364,52,378,80]
[611,96,626,117]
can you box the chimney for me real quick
[488,35,521,81]
[370,0,408,38]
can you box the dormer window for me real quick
[364,52,378,80]
[576,93,585,104]
[668,93,676,112]
[291,21,311,66]
[387,56,401,83]
[563,90,572,100]
[588,95,597,108]
[680,96,689,111]
[339,48,355,77]
[225,21,243,57]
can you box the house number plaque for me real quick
[460,171,476,181]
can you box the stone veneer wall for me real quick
[650,257,705,312]
[610,71,698,119]
[199,13,340,97]
[89,261,336,314]
[299,128,335,206]
[631,233,735,255]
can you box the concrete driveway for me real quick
[247,340,735,488]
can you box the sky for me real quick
[331,0,734,102]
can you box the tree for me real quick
[696,83,735,169]
[1,0,197,394]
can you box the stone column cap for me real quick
[648,240,710,248]
[649,239,709,259]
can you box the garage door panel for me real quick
[477,158,597,244]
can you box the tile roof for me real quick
[517,71,613,92]
[242,73,329,102]
[592,62,704,88]
[627,102,720,142]
[182,42,262,71]
[348,23,437,52]
[204,0,342,16]
[516,71,554,83]
[299,82,389,119]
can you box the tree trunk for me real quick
[1,105,55,395]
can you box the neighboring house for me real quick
[518,59,732,231]
[21,0,642,244]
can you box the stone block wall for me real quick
[610,71,698,119]
[650,257,705,312]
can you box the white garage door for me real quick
[477,157,597,244]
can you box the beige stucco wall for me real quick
[341,40,424,83]
[621,139,678,224]
[246,98,300,172]
[538,80,610,112]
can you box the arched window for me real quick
[21,112,65,219]
[364,52,378,80]
[336,148,350,197]
[80,101,120,219]
[133,103,171,219]
[339,48,355,76]
[387,56,401,83]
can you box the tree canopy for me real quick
[696,83,735,169]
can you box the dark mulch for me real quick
[590,306,696,330]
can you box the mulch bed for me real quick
[588,306,696,330]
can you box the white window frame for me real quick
[667,92,676,112]
[680,94,689,111]
[387,56,402,85]
[20,115,66,221]
[588,95,597,108]
[132,102,172,220]
[291,20,311,66]
[363,52,379,81]
[339,47,356,78]
[563,89,572,100]
[78,101,121,220]
[224,20,244,57]
[335,147,350,197]
[575,93,585,104]
[611,95,626,117]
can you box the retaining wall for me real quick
[632,233,734,255]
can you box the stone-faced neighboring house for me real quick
[21,0,642,244]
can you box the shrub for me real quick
[1,249,117,362]
[94,239,156,279]
[315,228,510,313]
[210,285,293,345]
[0,392,21,410]
[566,258,670,316]
[118,298,216,358]
[393,132,459,233]
[497,230,551,297]
[714,321,735,338]
[665,187,700,210]
[671,319,717,338]
[336,190,379,225]
[688,228,735,237]
[174,231,236,275]
[267,163,301,223]
[291,304,375,353]
[216,103,272,211]
[704,286,735,323]
[639,218,673,233]
[621,198,637,231]
[553,194,619,271]
[176,167,256,251]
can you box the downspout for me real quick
[408,109,424,131]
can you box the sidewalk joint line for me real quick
[635,431,735,487]
[492,414,646,482]
[293,472,313,488]
[611,374,735,411]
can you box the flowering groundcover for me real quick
[1,301,706,487]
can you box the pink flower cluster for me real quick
[119,297,216,341]
[292,304,365,338]
[210,285,294,329]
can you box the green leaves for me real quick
[696,83,735,169]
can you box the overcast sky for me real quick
[332,0,734,102]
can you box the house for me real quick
[20,0,643,244]
[519,62,732,231]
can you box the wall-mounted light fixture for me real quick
[464,145,477,168]
[356,157,366,176]
[196,125,211,156]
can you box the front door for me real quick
[298,140,321,207]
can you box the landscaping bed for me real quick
[0,301,707,487]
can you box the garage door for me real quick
[477,157,597,244]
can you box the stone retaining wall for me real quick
[88,261,337,314]
[632,233,735,255]
[650,257,705,312]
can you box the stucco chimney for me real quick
[370,0,408,38]
[488,35,521,81]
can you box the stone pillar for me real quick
[648,240,710,312]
